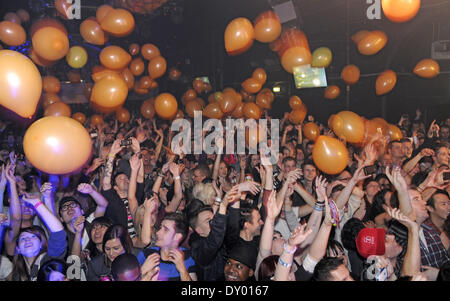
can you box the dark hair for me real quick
[86,217,113,258]
[58,196,82,216]
[281,156,295,165]
[312,257,345,281]
[326,239,345,258]
[363,177,378,191]
[111,254,140,281]
[185,199,213,230]
[258,255,279,281]
[193,164,211,179]
[102,224,133,258]
[444,215,450,238]
[331,184,345,195]
[37,259,67,281]
[432,143,448,155]
[411,171,428,187]
[11,226,49,281]
[389,191,400,209]
[341,218,365,251]
[427,190,449,210]
[301,160,316,171]
[113,172,128,187]
[366,189,391,222]
[239,207,256,230]
[437,261,450,281]
[162,212,189,245]
[400,138,412,144]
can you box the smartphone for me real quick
[444,172,450,181]
[90,132,98,138]
[363,165,378,176]
[375,267,388,281]
[121,138,132,147]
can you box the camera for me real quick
[121,138,132,147]
[444,171,450,181]
[363,165,378,176]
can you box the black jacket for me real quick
[189,212,227,281]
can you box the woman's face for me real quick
[104,238,125,262]
[219,162,228,178]
[91,224,109,245]
[18,232,42,258]
[271,232,285,256]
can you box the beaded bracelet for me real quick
[278,257,292,268]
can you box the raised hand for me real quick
[77,183,94,195]
[110,139,124,156]
[40,182,53,198]
[129,153,141,170]
[141,253,160,281]
[266,190,282,220]
[285,125,294,132]
[168,248,185,270]
[144,195,159,214]
[161,162,171,175]
[288,223,313,247]
[386,207,418,230]
[91,158,105,171]
[238,181,261,195]
[5,162,15,184]
[420,148,434,157]
[0,164,6,187]
[315,175,328,202]
[130,137,141,154]
[287,168,302,185]
[212,180,223,199]
[21,193,41,207]
[72,215,85,233]
[169,162,183,177]
[385,166,408,192]
[223,185,240,205]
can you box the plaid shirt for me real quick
[419,223,450,269]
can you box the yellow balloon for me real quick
[23,116,93,174]
[66,46,88,69]
[311,47,332,68]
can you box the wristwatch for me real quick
[214,197,222,204]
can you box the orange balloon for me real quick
[154,93,178,120]
[203,103,223,119]
[381,0,421,23]
[256,92,271,110]
[116,107,130,123]
[182,89,197,105]
[252,68,267,85]
[16,9,30,23]
[0,21,26,46]
[388,123,403,141]
[55,0,72,19]
[169,67,181,81]
[141,100,155,119]
[281,46,312,74]
[351,30,370,44]
[141,44,160,60]
[129,43,140,56]
[207,94,216,104]
[289,95,303,110]
[242,78,262,94]
[261,88,274,103]
[43,76,61,94]
[193,78,205,94]
[413,58,440,79]
[139,76,154,89]
[4,12,21,24]
[376,70,397,95]
[334,111,365,143]
[0,50,42,118]
[92,69,119,82]
[44,101,71,117]
[224,17,254,55]
[90,114,104,126]
[358,30,387,55]
[80,18,108,45]
[100,8,135,37]
[150,80,158,90]
[219,91,237,114]
[42,93,61,109]
[194,97,205,108]
[243,102,262,119]
[324,85,340,99]
[148,56,167,79]
[303,122,320,141]
[23,116,93,174]
[288,108,307,125]
[341,64,360,85]
[29,48,56,67]
[363,118,389,145]
[91,74,128,108]
[129,57,145,76]
[31,18,69,61]
[100,46,132,70]
[72,112,86,124]
[67,70,81,83]
[231,102,245,118]
[96,5,114,23]
[120,68,135,89]
[312,136,349,175]
[133,83,149,95]
[254,10,282,43]
[185,100,203,118]
[277,28,311,57]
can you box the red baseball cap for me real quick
[356,228,386,258]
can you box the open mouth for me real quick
[225,273,239,281]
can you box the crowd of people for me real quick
[0,108,448,281]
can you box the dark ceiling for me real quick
[1,0,450,125]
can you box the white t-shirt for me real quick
[0,256,12,281]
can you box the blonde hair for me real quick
[192,183,216,206]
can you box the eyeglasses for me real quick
[60,202,79,212]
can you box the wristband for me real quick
[33,201,44,210]
[215,197,222,204]
[108,153,115,159]
[174,175,180,180]
[314,204,324,212]
[278,257,292,268]
[283,243,297,254]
